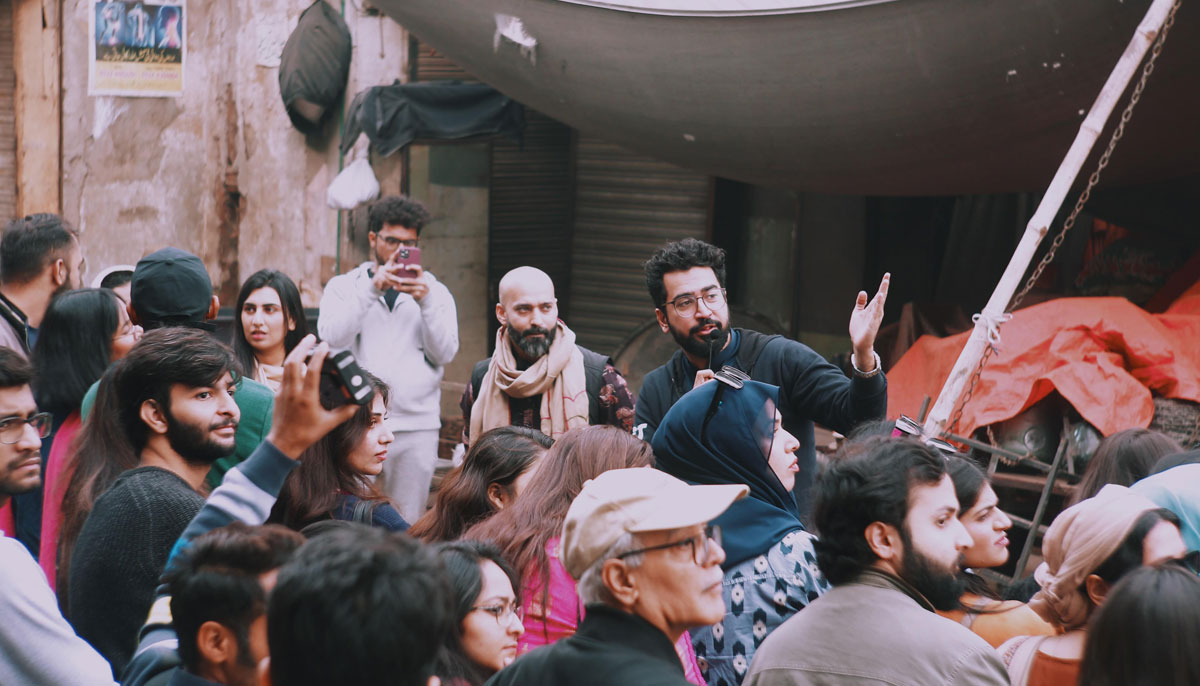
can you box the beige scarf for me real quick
[254,361,284,394]
[1028,484,1157,631]
[470,321,589,442]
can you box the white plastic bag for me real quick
[326,153,380,210]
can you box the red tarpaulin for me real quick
[887,288,1200,438]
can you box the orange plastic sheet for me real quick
[887,294,1200,438]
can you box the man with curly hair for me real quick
[639,238,889,522]
[318,195,459,522]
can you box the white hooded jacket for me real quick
[318,262,459,432]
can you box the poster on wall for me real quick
[88,1,186,97]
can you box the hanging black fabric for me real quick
[340,81,525,157]
[279,1,352,135]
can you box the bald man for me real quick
[461,267,635,445]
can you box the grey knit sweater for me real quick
[67,467,204,676]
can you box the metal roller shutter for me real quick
[487,110,574,352]
[568,135,712,356]
[0,0,16,220]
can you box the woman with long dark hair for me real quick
[651,377,828,686]
[937,457,1054,647]
[464,426,706,684]
[410,426,551,542]
[1069,428,1181,506]
[268,373,407,531]
[434,540,525,686]
[233,269,308,393]
[33,288,141,590]
[1079,562,1200,686]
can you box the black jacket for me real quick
[486,605,692,686]
[634,329,887,522]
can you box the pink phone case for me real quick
[394,246,421,279]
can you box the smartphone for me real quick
[393,246,421,279]
[308,349,374,410]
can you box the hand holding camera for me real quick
[265,335,364,460]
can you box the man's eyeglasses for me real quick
[662,288,727,317]
[0,413,52,444]
[380,236,419,249]
[616,525,723,567]
[473,599,523,625]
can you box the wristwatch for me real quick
[851,350,882,379]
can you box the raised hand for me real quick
[265,335,359,460]
[848,273,890,372]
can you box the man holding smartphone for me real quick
[318,195,459,522]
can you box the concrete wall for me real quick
[406,144,491,417]
[61,0,408,306]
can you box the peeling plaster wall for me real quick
[407,144,490,417]
[61,0,409,306]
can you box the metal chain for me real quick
[1010,0,1181,313]
[944,0,1181,439]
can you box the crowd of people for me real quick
[0,201,1198,686]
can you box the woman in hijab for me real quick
[652,376,829,686]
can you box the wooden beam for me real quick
[13,0,61,215]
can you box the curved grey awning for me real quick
[553,0,898,16]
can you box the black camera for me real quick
[310,349,374,409]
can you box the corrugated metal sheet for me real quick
[409,37,476,82]
[568,135,712,356]
[0,0,17,221]
[487,110,575,351]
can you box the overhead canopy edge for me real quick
[551,0,900,17]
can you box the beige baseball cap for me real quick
[560,468,748,579]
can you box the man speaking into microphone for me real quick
[635,238,889,523]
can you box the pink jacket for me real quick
[520,538,706,685]
[39,412,82,589]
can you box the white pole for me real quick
[923,0,1179,438]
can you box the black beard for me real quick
[509,325,556,360]
[165,412,238,466]
[0,449,41,496]
[899,528,968,612]
[671,320,728,363]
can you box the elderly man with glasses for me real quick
[487,468,747,686]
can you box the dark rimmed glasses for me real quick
[662,288,727,317]
[379,236,419,249]
[473,598,523,626]
[616,524,723,567]
[0,412,52,445]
